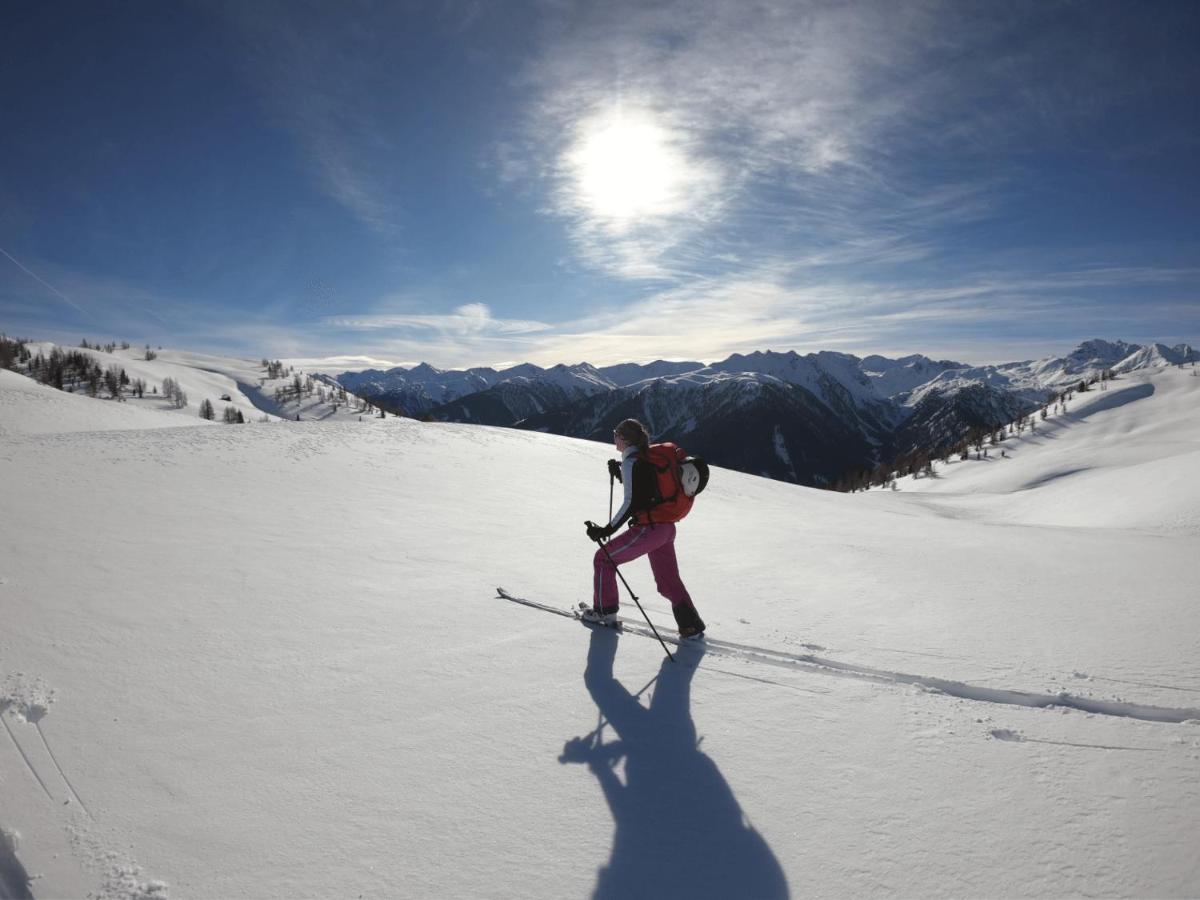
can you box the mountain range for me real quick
[336,340,1197,486]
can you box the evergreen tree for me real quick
[200,399,215,420]
[87,363,102,397]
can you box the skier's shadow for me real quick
[0,824,32,900]
[561,628,789,900]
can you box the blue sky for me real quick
[1,0,1197,369]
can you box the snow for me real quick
[892,368,1200,536]
[3,345,383,430]
[0,368,204,436]
[1,357,1199,898]
[1115,342,1198,373]
[540,363,616,394]
[709,350,885,409]
[598,360,705,387]
[860,354,967,399]
[899,340,1196,409]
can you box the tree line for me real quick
[0,335,255,422]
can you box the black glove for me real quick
[585,520,614,543]
[607,458,623,482]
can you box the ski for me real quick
[496,587,815,664]
[573,601,709,644]
[495,587,688,648]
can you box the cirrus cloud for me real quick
[324,302,551,337]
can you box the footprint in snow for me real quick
[989,729,1024,742]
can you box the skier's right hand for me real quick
[585,521,614,543]
[607,458,622,482]
[559,736,592,764]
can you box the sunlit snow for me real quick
[1,354,1198,898]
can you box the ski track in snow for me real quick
[496,589,1200,726]
[988,728,1165,753]
[1,696,162,899]
[0,713,54,803]
[0,681,92,816]
[32,722,92,818]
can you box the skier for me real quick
[583,418,706,638]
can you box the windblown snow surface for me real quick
[1,362,1198,898]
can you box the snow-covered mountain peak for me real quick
[1115,342,1199,373]
[860,353,965,375]
[860,353,969,400]
[497,362,545,379]
[708,349,878,407]
[542,362,615,389]
[1068,339,1141,365]
[598,359,706,387]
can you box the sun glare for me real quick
[568,112,692,223]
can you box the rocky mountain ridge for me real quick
[336,340,1197,486]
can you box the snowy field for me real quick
[1,361,1199,898]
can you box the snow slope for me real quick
[0,368,204,436]
[893,367,1200,535]
[1,363,1198,898]
[6,344,385,429]
[21,344,285,424]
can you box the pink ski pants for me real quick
[593,522,694,612]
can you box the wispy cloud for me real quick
[325,302,551,336]
[510,1,994,280]
[505,0,1190,290]
[288,262,1195,371]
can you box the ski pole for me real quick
[587,524,675,663]
[578,672,660,745]
[607,472,615,545]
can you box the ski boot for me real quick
[579,603,620,627]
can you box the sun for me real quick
[567,111,691,224]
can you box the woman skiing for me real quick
[583,418,706,638]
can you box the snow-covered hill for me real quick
[1,355,1198,898]
[2,342,381,428]
[890,366,1200,535]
